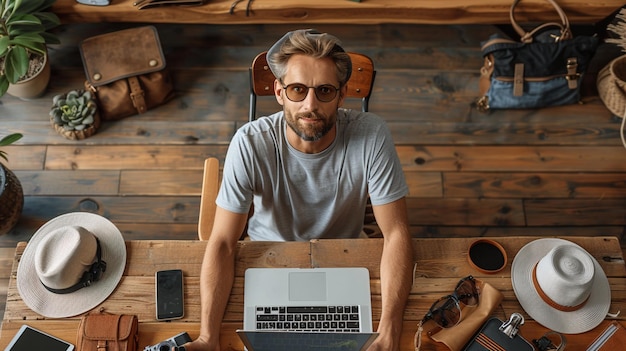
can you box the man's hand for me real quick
[366,337,390,351]
[176,338,211,351]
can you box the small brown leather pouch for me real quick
[80,26,174,120]
[77,311,139,351]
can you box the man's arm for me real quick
[184,206,249,351]
[369,197,414,351]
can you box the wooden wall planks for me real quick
[1,22,626,249]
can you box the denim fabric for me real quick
[487,75,582,110]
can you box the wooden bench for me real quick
[50,0,625,25]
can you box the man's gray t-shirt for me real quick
[216,108,408,241]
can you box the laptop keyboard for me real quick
[255,305,361,332]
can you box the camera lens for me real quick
[158,344,171,351]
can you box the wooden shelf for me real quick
[51,0,624,25]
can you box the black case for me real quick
[464,317,534,351]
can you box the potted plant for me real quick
[0,132,23,235]
[50,89,100,140]
[0,0,61,99]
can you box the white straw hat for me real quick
[511,238,611,334]
[17,212,126,318]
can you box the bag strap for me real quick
[619,111,626,148]
[510,0,572,43]
[128,76,147,114]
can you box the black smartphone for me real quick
[155,269,185,321]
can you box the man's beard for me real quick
[285,111,335,142]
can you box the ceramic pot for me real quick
[7,52,51,100]
[0,163,24,235]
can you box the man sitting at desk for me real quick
[184,29,413,351]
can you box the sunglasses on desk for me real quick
[414,276,480,351]
[421,275,479,328]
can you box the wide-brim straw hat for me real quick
[597,55,626,119]
[17,212,126,318]
[511,238,610,334]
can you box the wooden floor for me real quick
[1,21,626,320]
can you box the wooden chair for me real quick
[248,51,376,121]
[198,157,220,241]
[197,157,253,241]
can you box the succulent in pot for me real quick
[0,0,61,98]
[50,89,101,140]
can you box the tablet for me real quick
[5,325,74,351]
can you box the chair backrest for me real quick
[198,157,220,241]
[248,51,376,122]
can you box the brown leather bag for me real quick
[76,311,139,351]
[80,26,175,121]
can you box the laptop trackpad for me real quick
[289,272,327,301]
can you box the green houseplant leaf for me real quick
[4,45,28,83]
[0,0,60,96]
[0,133,23,162]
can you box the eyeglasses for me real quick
[421,275,479,328]
[281,82,340,103]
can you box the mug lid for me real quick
[467,239,507,274]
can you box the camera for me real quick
[144,332,192,351]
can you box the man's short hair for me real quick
[267,29,352,86]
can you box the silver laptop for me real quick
[237,267,377,350]
[237,330,378,351]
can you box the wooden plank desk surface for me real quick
[51,0,625,25]
[0,237,624,350]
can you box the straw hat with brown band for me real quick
[511,238,611,334]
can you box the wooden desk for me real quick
[0,237,624,350]
[51,0,625,25]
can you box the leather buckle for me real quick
[128,76,147,113]
[565,58,579,89]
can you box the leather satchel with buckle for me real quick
[76,310,139,351]
[80,26,175,121]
